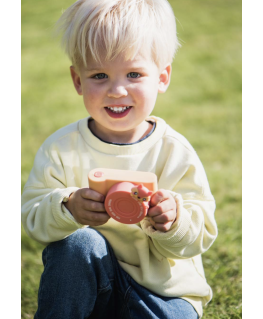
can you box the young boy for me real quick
[22,0,218,318]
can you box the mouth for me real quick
[105,106,132,113]
[104,106,132,118]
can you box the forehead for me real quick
[83,51,157,71]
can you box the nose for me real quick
[107,80,128,98]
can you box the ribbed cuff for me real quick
[141,192,191,244]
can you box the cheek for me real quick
[138,84,159,106]
[83,85,103,104]
[132,83,158,102]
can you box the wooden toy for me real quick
[88,168,158,224]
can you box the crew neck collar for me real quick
[78,116,167,155]
[88,120,156,146]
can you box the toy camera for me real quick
[88,168,158,224]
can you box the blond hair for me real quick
[56,0,180,69]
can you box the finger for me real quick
[83,200,106,212]
[81,210,110,224]
[153,221,174,232]
[149,217,156,228]
[80,188,105,202]
[149,217,173,232]
[150,210,176,224]
[148,200,174,218]
[150,189,170,206]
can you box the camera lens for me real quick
[105,182,149,224]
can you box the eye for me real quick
[93,73,108,79]
[143,198,147,201]
[134,192,138,195]
[127,72,140,78]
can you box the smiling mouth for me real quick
[105,106,132,114]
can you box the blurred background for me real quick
[21,0,242,318]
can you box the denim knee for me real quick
[42,227,115,287]
[63,227,107,256]
[43,228,109,269]
[35,228,115,319]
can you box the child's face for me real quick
[70,52,171,143]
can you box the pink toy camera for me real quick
[88,168,158,224]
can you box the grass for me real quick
[21,0,241,318]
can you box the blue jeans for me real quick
[34,228,198,319]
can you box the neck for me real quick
[89,120,152,144]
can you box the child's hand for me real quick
[147,190,177,232]
[64,188,110,226]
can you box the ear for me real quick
[70,66,83,95]
[158,64,172,93]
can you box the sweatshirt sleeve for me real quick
[140,140,218,259]
[21,142,84,246]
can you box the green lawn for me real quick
[21,0,241,318]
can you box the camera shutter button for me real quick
[94,171,104,178]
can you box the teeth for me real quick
[107,106,130,113]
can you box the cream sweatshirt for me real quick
[21,116,217,317]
